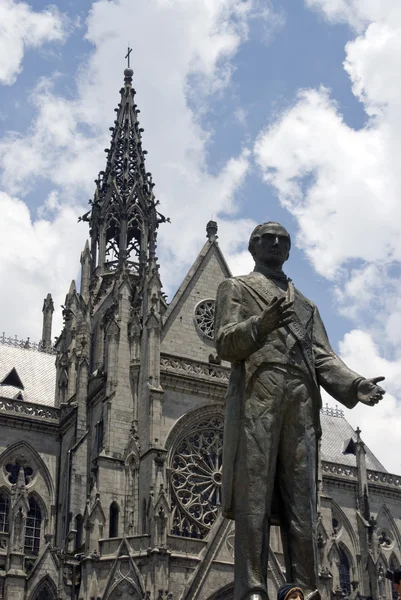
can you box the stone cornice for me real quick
[160,354,228,399]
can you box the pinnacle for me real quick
[80,239,91,262]
[68,280,76,296]
[42,293,54,313]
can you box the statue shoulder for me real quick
[216,276,243,296]
[293,285,316,311]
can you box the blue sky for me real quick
[1,0,401,471]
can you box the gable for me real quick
[161,241,231,363]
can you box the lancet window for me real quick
[75,514,84,551]
[0,492,10,533]
[126,206,143,265]
[109,502,119,538]
[24,497,42,555]
[104,206,121,269]
[390,557,399,600]
[338,547,351,594]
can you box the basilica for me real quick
[0,67,400,600]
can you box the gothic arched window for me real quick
[75,514,84,551]
[390,556,399,600]
[25,497,42,555]
[109,502,119,538]
[31,578,57,600]
[0,491,10,533]
[338,547,351,594]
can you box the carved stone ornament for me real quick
[170,414,223,539]
[194,299,215,340]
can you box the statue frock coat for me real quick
[214,271,363,520]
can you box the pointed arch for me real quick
[390,552,400,569]
[107,579,140,599]
[109,501,120,538]
[102,540,146,600]
[376,504,401,550]
[205,582,234,600]
[376,549,389,570]
[75,513,84,551]
[329,498,360,554]
[0,440,55,503]
[0,486,10,533]
[337,543,352,594]
[29,575,57,600]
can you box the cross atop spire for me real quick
[82,65,169,278]
[125,46,132,69]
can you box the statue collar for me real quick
[253,265,290,285]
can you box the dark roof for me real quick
[320,410,386,472]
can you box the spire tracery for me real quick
[83,67,168,276]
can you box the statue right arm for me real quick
[214,278,263,362]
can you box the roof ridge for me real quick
[0,333,56,355]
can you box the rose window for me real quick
[194,300,215,340]
[170,415,223,539]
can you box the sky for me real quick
[1,0,401,473]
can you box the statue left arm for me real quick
[312,306,385,408]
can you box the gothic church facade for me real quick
[1,68,401,600]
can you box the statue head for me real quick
[248,221,291,269]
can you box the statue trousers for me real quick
[233,364,319,600]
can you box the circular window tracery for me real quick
[194,299,215,340]
[5,457,35,486]
[378,529,394,549]
[170,414,223,539]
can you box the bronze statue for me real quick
[214,222,385,600]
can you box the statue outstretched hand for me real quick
[357,377,386,406]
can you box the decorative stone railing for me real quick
[0,332,57,355]
[367,470,401,488]
[322,462,358,478]
[160,355,229,382]
[321,404,344,418]
[0,398,59,421]
[322,461,401,490]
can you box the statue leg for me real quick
[276,374,320,598]
[233,368,286,600]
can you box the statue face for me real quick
[251,223,290,268]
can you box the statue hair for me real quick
[248,222,291,256]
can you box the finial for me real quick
[356,426,362,441]
[206,220,218,242]
[125,46,132,69]
[124,47,133,82]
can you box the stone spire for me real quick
[41,293,54,350]
[83,67,169,279]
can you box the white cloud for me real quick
[305,0,401,32]
[322,330,401,475]
[0,0,69,85]
[0,0,282,340]
[253,1,401,471]
[0,191,85,339]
